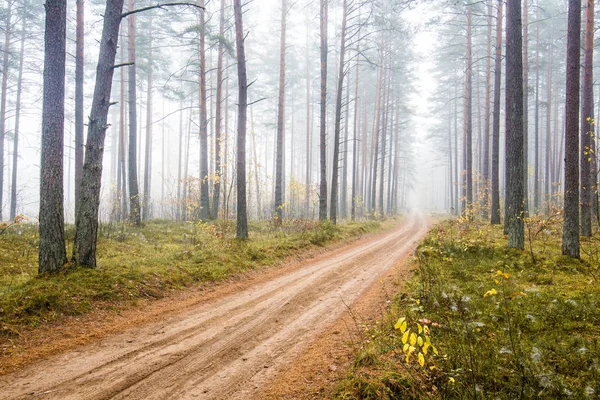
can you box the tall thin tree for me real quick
[318,0,328,221]
[274,0,287,224]
[490,0,503,224]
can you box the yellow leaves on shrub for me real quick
[483,288,497,298]
[394,316,439,368]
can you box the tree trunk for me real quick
[234,0,248,239]
[318,0,328,221]
[143,15,153,221]
[127,0,141,225]
[211,0,225,220]
[482,0,492,219]
[198,0,210,220]
[580,0,594,236]
[522,0,529,216]
[39,0,67,273]
[0,0,12,221]
[274,0,287,223]
[544,52,552,212]
[329,0,347,224]
[119,34,128,221]
[351,57,359,221]
[562,0,581,257]
[504,0,524,249]
[10,26,25,220]
[533,15,540,213]
[74,0,84,222]
[73,0,125,266]
[464,8,473,216]
[490,0,503,224]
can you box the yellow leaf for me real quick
[402,330,410,344]
[418,336,424,347]
[432,345,439,355]
[418,352,425,366]
[410,332,417,346]
[483,288,497,298]
[400,320,407,333]
[394,317,406,330]
[449,377,455,384]
[423,343,430,355]
[417,323,423,334]
[403,343,410,353]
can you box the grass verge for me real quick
[0,218,388,349]
[335,216,600,399]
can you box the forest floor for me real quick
[0,217,384,375]
[335,214,600,399]
[0,212,429,399]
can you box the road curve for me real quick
[0,212,429,400]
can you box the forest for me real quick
[0,0,599,398]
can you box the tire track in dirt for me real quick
[0,212,428,400]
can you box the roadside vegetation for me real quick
[335,215,600,399]
[0,218,385,344]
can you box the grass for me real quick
[0,217,387,343]
[335,215,600,399]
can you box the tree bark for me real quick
[533,14,540,213]
[504,0,524,249]
[490,0,503,224]
[522,0,529,216]
[198,0,210,220]
[142,15,153,221]
[73,0,125,266]
[10,25,25,220]
[74,0,85,222]
[580,0,594,236]
[234,0,248,239]
[562,0,581,257]
[464,8,473,216]
[318,0,328,221]
[211,0,225,219]
[39,0,67,273]
[482,0,492,219]
[127,0,141,225]
[274,0,287,224]
[0,0,12,222]
[329,0,347,224]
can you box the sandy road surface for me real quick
[0,212,428,400]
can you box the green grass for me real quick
[0,218,386,340]
[335,217,600,399]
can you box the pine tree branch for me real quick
[121,2,203,19]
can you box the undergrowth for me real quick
[335,217,600,399]
[0,218,385,346]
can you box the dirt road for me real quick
[0,213,428,400]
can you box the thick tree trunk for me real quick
[580,0,594,237]
[329,0,347,224]
[504,0,524,249]
[274,0,287,224]
[211,0,225,220]
[73,0,125,266]
[9,26,25,220]
[318,0,328,221]
[127,0,141,225]
[198,0,210,220]
[74,0,84,221]
[562,0,581,257]
[490,0,503,225]
[234,0,248,239]
[0,0,12,221]
[142,15,153,221]
[39,0,67,273]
